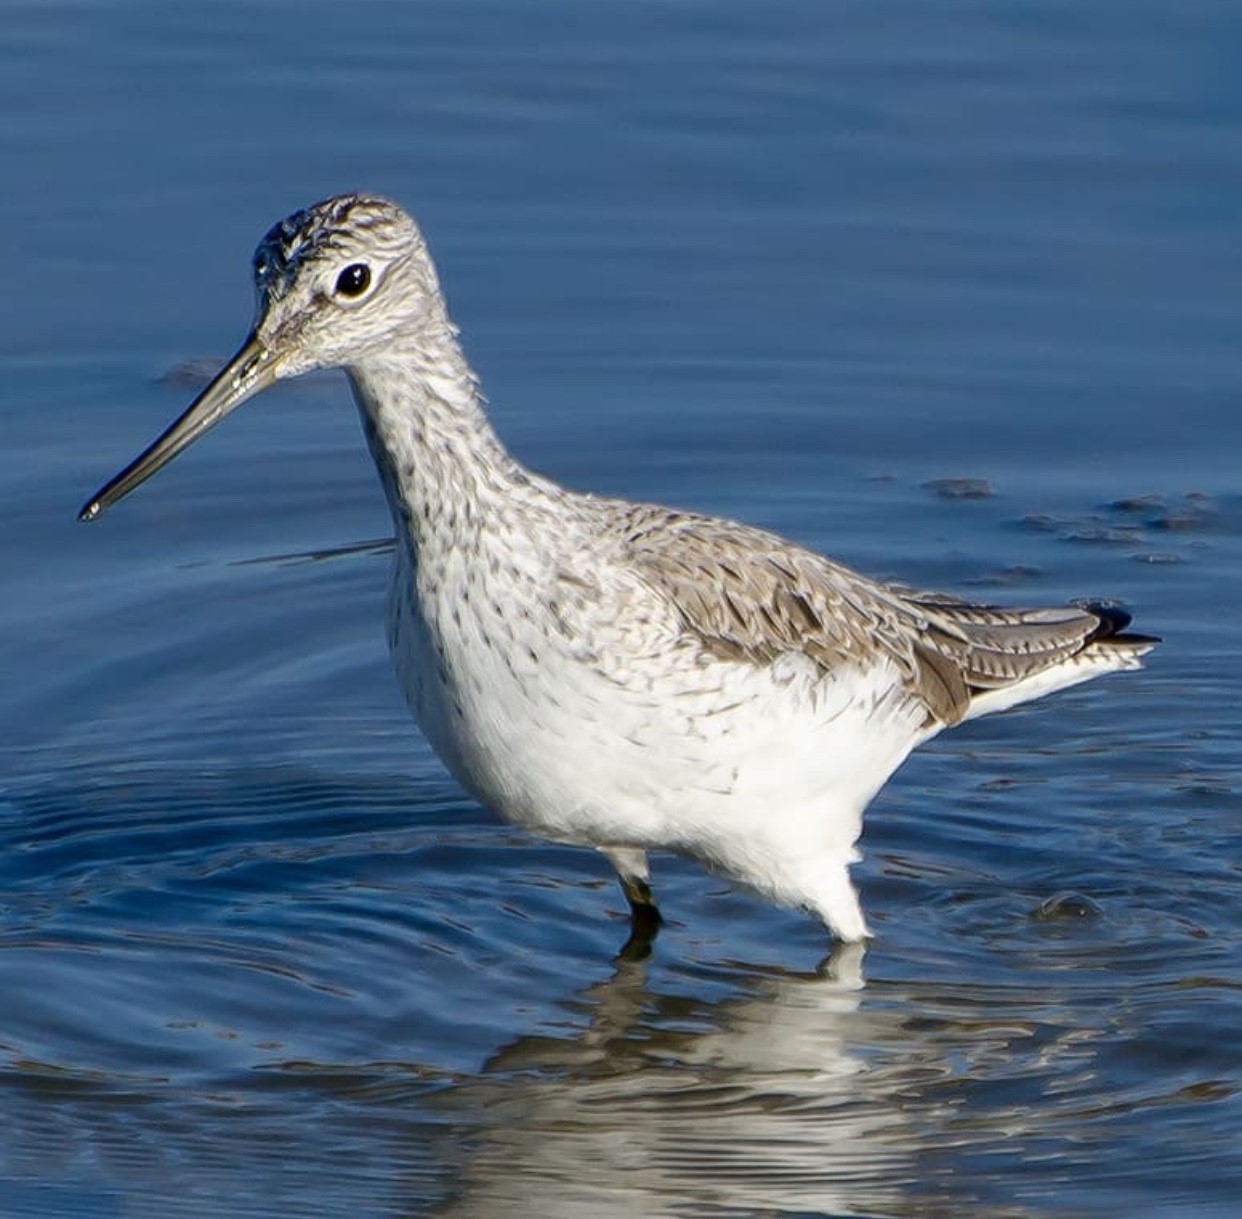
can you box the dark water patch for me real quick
[157,357,223,389]
[1108,490,1221,533]
[1026,491,1238,549]
[1110,494,1168,515]
[923,476,997,500]
[964,563,1045,587]
[1023,513,1145,546]
[1032,892,1104,922]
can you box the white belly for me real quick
[385,545,930,881]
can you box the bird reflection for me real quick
[414,944,951,1218]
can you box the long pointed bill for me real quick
[78,332,279,522]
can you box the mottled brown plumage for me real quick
[608,505,1152,728]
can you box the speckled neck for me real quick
[346,326,531,556]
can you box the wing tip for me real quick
[1079,601,1161,648]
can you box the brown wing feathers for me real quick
[613,507,1153,728]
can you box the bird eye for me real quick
[334,263,372,298]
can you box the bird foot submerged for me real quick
[78,193,1159,953]
[601,845,664,959]
[618,898,663,963]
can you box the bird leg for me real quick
[618,875,662,961]
[599,846,663,960]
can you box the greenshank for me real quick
[80,194,1157,951]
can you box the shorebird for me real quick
[80,194,1157,952]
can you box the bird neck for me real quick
[346,330,533,553]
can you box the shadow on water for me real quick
[227,536,395,571]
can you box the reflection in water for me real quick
[426,946,934,1219]
[3,713,1234,1217]
[1,802,1232,1219]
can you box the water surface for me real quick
[2,2,1240,1216]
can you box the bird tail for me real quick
[906,595,1158,724]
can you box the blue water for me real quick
[3,2,1240,1216]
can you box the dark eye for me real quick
[334,263,372,298]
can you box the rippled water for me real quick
[3,2,1240,1216]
